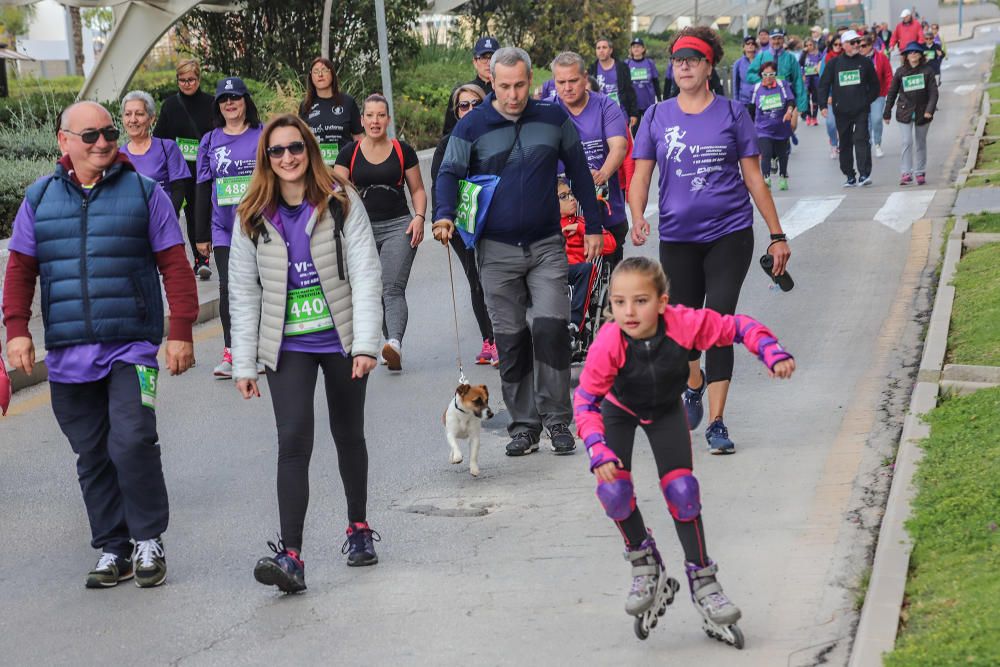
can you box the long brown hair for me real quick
[237,114,351,239]
[300,57,342,115]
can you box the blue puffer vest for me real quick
[26,162,163,349]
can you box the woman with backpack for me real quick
[228,114,383,592]
[334,94,427,371]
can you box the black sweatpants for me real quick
[50,362,168,558]
[213,246,231,349]
[658,226,754,384]
[603,401,709,565]
[265,351,369,552]
[448,234,493,343]
[835,109,872,179]
[758,137,790,178]
[607,221,628,273]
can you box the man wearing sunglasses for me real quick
[2,100,199,589]
[442,36,497,135]
[818,30,880,187]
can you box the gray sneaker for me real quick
[85,552,134,589]
[134,538,167,588]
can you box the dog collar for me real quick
[453,396,472,415]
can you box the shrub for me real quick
[0,157,55,240]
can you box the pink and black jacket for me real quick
[574,305,792,467]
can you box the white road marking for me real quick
[778,195,845,240]
[874,190,936,232]
[953,84,976,95]
[950,45,994,54]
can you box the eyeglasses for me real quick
[62,126,120,144]
[761,72,777,78]
[833,43,842,48]
[177,77,198,85]
[266,141,306,158]
[311,67,332,75]
[475,54,494,62]
[557,191,575,201]
[218,94,243,104]
[457,99,481,111]
[848,39,861,45]
[671,56,706,68]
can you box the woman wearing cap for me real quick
[625,38,660,123]
[298,57,363,166]
[154,59,215,279]
[334,94,426,372]
[195,77,264,378]
[120,90,190,215]
[629,27,790,454]
[883,42,938,186]
[430,84,497,367]
[820,36,843,158]
[800,38,823,125]
[228,114,383,592]
[732,36,759,120]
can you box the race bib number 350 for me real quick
[838,69,861,86]
[176,137,199,162]
[135,365,158,410]
[215,175,251,206]
[285,286,335,336]
[902,74,926,92]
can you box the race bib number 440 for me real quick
[284,286,335,336]
[215,175,251,206]
[838,69,861,86]
[902,74,926,92]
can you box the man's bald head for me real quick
[60,101,113,131]
[57,100,119,184]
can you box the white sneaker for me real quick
[874,144,884,158]
[382,339,402,371]
[213,348,233,379]
[830,147,838,159]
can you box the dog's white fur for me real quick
[444,384,492,477]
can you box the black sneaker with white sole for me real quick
[505,432,540,456]
[85,552,134,589]
[548,423,577,454]
[134,537,167,588]
[843,176,857,187]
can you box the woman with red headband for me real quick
[628,27,791,455]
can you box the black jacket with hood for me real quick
[817,53,879,117]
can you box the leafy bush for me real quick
[0,158,54,240]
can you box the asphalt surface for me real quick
[0,36,993,666]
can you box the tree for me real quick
[81,7,114,41]
[526,0,632,66]
[0,6,36,44]
[69,6,84,75]
[178,0,423,98]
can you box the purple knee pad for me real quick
[596,469,636,521]
[660,469,701,522]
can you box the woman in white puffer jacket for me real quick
[228,114,383,594]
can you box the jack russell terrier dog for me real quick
[444,384,493,477]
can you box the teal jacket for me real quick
[747,49,808,112]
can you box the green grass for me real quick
[964,172,1000,188]
[986,117,1000,137]
[965,211,1000,233]
[884,387,1000,666]
[947,242,1000,366]
[991,45,1000,83]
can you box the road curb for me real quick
[6,293,221,395]
[958,91,991,187]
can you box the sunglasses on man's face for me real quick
[457,99,481,111]
[848,39,861,45]
[63,126,120,144]
[266,141,306,159]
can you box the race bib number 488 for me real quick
[215,175,251,206]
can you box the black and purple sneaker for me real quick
[342,522,381,567]
[254,539,306,593]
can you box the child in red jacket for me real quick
[559,177,617,329]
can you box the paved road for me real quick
[0,38,992,666]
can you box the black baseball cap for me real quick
[769,28,786,37]
[473,36,498,57]
[743,35,757,44]
[214,76,248,100]
[631,37,645,46]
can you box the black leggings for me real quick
[213,246,231,348]
[448,234,493,342]
[266,351,369,551]
[758,137,790,178]
[607,221,628,273]
[659,226,754,384]
[604,401,709,566]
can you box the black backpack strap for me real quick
[330,196,346,280]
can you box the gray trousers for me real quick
[899,121,929,176]
[371,215,418,342]
[477,235,572,436]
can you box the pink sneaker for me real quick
[490,342,500,368]
[213,347,233,378]
[475,339,492,365]
[915,174,926,185]
[900,173,912,186]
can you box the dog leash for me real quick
[444,246,469,385]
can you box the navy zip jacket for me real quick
[434,94,602,246]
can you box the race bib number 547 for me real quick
[838,69,861,86]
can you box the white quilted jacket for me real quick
[228,189,383,379]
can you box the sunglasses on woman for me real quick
[457,99,482,111]
[62,126,120,144]
[761,72,777,78]
[218,94,243,104]
[266,141,306,158]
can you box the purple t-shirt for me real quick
[539,79,557,102]
[7,172,184,383]
[120,138,189,192]
[632,96,759,243]
[753,80,795,141]
[556,92,628,227]
[626,58,660,110]
[269,201,345,356]
[196,127,261,247]
[595,62,621,107]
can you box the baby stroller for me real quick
[570,255,613,364]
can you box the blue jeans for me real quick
[825,105,838,147]
[869,97,886,146]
